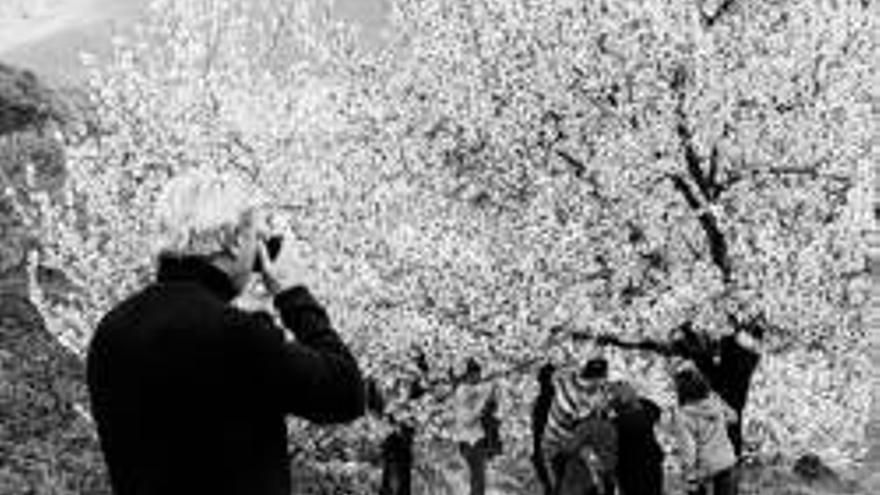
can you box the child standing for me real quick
[671,366,738,495]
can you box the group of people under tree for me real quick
[530,317,764,495]
[373,313,763,495]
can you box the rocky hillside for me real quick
[0,60,110,495]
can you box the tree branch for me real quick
[678,123,711,198]
[758,166,852,184]
[668,173,701,209]
[696,211,732,282]
[668,68,733,283]
[668,174,732,282]
[555,149,585,178]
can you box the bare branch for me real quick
[555,149,586,178]
[668,174,732,282]
[668,173,701,209]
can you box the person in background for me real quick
[453,358,501,495]
[607,381,665,495]
[531,363,557,495]
[670,366,738,495]
[706,317,763,458]
[552,415,617,495]
[86,170,365,495]
[541,356,615,492]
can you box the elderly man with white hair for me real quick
[86,170,365,495]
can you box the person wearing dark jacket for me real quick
[607,382,665,495]
[86,171,365,495]
[542,357,616,493]
[531,363,557,495]
[596,319,762,457]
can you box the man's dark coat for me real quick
[86,256,365,495]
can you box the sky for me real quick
[0,0,389,87]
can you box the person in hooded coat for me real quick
[671,367,738,495]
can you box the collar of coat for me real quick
[156,254,239,302]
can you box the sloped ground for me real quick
[0,295,110,495]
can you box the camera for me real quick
[252,235,283,272]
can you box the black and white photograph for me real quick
[0,0,877,494]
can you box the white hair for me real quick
[152,169,265,258]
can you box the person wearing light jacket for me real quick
[452,359,502,495]
[671,366,738,495]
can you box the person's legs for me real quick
[532,450,552,495]
[460,441,487,495]
[380,430,413,495]
[712,468,737,495]
[601,473,615,495]
[615,466,634,495]
[548,453,568,495]
[472,446,487,495]
[642,461,665,495]
[727,421,743,458]
[616,458,665,495]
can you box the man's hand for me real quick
[258,231,308,295]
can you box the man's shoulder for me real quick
[103,281,191,312]
[95,284,156,327]
[94,282,226,339]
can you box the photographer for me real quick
[86,170,365,495]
